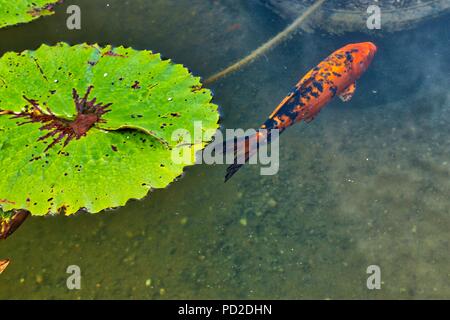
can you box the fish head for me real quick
[348,42,377,75]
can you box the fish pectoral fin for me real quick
[339,82,356,102]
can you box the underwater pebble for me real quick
[145,278,152,287]
[239,218,247,226]
[267,198,277,208]
[35,274,43,284]
[180,217,188,225]
[159,288,166,296]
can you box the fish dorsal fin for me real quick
[339,82,356,102]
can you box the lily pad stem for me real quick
[204,0,326,85]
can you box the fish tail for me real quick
[212,135,249,156]
[224,163,244,182]
[224,130,269,182]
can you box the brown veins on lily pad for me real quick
[9,86,112,151]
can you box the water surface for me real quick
[0,0,449,299]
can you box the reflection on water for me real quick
[0,0,449,299]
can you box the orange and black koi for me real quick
[225,42,377,181]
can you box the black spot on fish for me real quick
[263,118,278,130]
[300,86,312,98]
[329,86,337,97]
[283,107,298,122]
[345,51,353,62]
[293,93,305,107]
[312,81,323,92]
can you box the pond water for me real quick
[0,0,449,299]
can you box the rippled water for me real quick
[0,0,449,299]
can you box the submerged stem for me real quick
[204,0,326,85]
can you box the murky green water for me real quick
[0,0,449,299]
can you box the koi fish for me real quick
[225,42,377,181]
[0,259,9,274]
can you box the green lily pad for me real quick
[0,0,60,29]
[0,43,219,216]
